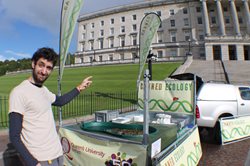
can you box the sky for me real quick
[0,0,144,62]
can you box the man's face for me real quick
[32,57,54,85]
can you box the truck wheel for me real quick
[213,121,222,144]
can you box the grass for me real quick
[0,62,181,96]
[0,62,181,127]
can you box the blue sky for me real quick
[0,0,143,62]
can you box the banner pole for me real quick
[58,0,65,127]
[143,69,150,145]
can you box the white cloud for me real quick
[5,50,31,59]
[0,54,16,62]
[1,0,61,34]
[0,55,5,62]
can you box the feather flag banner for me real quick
[137,13,161,87]
[59,0,84,80]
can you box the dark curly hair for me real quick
[31,47,58,67]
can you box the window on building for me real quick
[81,43,85,52]
[109,54,113,61]
[91,23,95,28]
[132,35,137,46]
[170,31,176,42]
[110,27,114,35]
[120,53,125,60]
[100,30,104,36]
[99,56,103,62]
[183,8,188,14]
[132,14,137,21]
[132,24,137,31]
[157,32,163,43]
[210,9,215,12]
[80,57,84,63]
[89,57,93,63]
[109,38,114,48]
[239,17,243,24]
[99,39,104,49]
[170,20,175,27]
[121,26,125,33]
[197,17,203,24]
[157,11,161,16]
[184,18,189,26]
[184,30,191,41]
[157,50,163,58]
[132,52,138,59]
[211,17,216,24]
[89,41,94,50]
[171,50,178,57]
[111,18,114,24]
[236,6,241,12]
[90,31,94,38]
[225,16,230,24]
[169,9,174,16]
[121,16,125,22]
[100,20,104,26]
[199,34,204,40]
[120,36,125,47]
[82,33,86,40]
[82,24,86,30]
[196,7,201,13]
[170,49,177,56]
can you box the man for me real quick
[9,47,92,166]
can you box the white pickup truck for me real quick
[196,82,250,142]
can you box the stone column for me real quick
[230,0,241,36]
[205,44,213,60]
[201,0,211,36]
[243,0,250,34]
[237,44,244,60]
[221,44,229,60]
[215,0,226,36]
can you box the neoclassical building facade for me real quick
[75,0,250,64]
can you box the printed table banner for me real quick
[59,127,147,166]
[221,115,250,144]
[138,80,194,114]
[157,126,202,166]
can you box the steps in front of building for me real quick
[184,60,250,85]
[185,60,226,83]
[223,61,250,85]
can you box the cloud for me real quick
[0,54,6,62]
[5,50,31,59]
[0,54,16,62]
[1,0,61,34]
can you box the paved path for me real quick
[199,133,250,166]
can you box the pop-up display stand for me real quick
[59,74,202,165]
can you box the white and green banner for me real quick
[138,80,194,114]
[59,128,147,166]
[60,0,84,80]
[221,115,250,144]
[137,13,161,86]
[157,126,202,166]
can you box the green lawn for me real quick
[0,62,181,96]
[0,62,181,127]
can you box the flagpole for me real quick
[58,0,65,127]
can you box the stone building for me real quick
[74,0,250,64]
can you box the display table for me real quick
[59,120,178,165]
